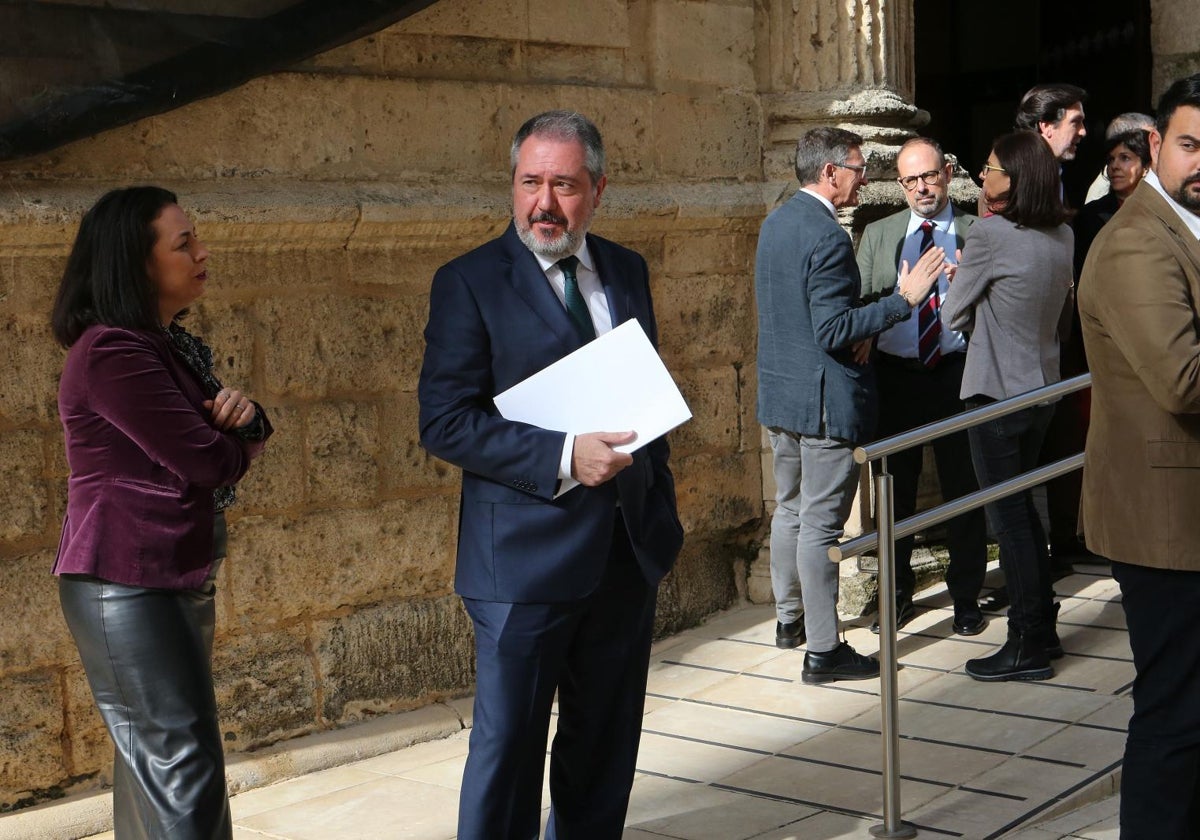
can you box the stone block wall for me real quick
[0,0,772,807]
[1,0,1183,808]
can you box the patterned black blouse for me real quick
[162,321,265,511]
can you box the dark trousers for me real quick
[59,575,231,840]
[1112,561,1200,840]
[1040,309,1089,550]
[1039,390,1088,549]
[458,518,657,840]
[874,352,987,605]
[966,401,1056,640]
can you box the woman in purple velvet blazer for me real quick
[50,187,272,839]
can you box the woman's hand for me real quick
[204,388,257,431]
[945,248,963,283]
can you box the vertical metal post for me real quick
[870,470,917,838]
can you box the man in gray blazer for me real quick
[856,137,988,637]
[756,127,947,683]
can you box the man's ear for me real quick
[1149,129,1163,171]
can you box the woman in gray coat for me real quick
[941,131,1074,682]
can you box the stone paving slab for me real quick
[6,565,1128,839]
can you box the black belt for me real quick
[876,350,965,373]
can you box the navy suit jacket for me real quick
[755,190,912,444]
[418,223,683,604]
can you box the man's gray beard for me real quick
[517,223,584,260]
[912,198,944,219]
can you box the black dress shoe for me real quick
[776,619,805,649]
[978,587,1010,611]
[1045,603,1063,659]
[965,635,1053,682]
[802,642,880,684]
[870,599,916,634]
[952,602,987,636]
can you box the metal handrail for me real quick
[840,372,1091,839]
[853,374,1092,465]
[829,454,1084,563]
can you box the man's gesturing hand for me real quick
[572,431,636,486]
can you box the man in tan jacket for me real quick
[1079,73,1200,840]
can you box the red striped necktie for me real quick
[916,221,941,369]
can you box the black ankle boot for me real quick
[1045,602,1063,660]
[965,635,1053,682]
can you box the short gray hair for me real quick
[510,110,605,185]
[794,127,864,185]
[1106,112,1153,140]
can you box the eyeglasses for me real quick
[897,170,944,190]
[980,163,1006,175]
[833,162,868,177]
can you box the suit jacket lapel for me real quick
[500,223,581,350]
[886,212,908,274]
[588,235,631,328]
[1132,182,1200,272]
[953,209,974,251]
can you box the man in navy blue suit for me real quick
[418,110,683,839]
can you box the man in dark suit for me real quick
[756,126,947,683]
[856,137,987,637]
[418,110,683,840]
[1079,73,1200,840]
[1016,83,1098,575]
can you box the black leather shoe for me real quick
[870,599,915,634]
[1045,603,1063,660]
[776,619,805,649]
[978,587,1010,612]
[965,636,1053,682]
[802,642,880,684]
[952,602,987,636]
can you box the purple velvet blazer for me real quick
[54,325,271,590]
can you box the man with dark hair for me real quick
[856,137,987,637]
[419,109,683,839]
[756,126,947,683]
[1015,83,1089,162]
[1079,72,1200,839]
[1014,82,1092,575]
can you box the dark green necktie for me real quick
[557,256,596,342]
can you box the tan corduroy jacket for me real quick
[1079,179,1200,570]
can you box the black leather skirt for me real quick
[59,513,232,839]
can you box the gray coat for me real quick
[756,190,911,443]
[940,214,1074,401]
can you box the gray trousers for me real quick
[768,428,860,653]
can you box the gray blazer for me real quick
[756,190,912,443]
[940,214,1074,401]
[857,206,976,303]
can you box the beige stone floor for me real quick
[70,562,1127,839]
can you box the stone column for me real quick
[759,0,922,185]
[749,0,930,614]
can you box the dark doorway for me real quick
[914,0,1152,210]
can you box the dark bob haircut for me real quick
[991,132,1067,229]
[51,186,178,348]
[1106,129,1151,167]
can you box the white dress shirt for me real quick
[530,243,615,488]
[875,205,969,358]
[1144,170,1200,241]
